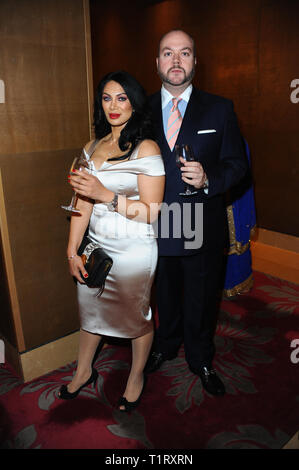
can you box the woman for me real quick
[58,71,165,411]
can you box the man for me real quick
[145,30,248,396]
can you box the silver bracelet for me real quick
[106,193,119,212]
[67,254,78,260]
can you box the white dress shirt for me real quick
[160,84,209,193]
[161,84,193,136]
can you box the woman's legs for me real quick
[119,328,154,407]
[66,328,102,393]
[61,324,153,402]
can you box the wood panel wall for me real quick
[0,0,92,354]
[90,0,299,237]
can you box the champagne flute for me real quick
[175,144,198,196]
[61,150,91,213]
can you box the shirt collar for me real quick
[161,84,193,109]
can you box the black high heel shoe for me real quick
[58,368,98,400]
[117,375,147,412]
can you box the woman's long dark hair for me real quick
[93,71,155,155]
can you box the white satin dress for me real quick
[77,141,165,338]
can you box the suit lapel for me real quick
[176,88,204,147]
[150,88,205,157]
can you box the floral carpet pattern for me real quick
[0,271,298,449]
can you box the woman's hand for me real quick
[68,169,113,202]
[68,255,89,284]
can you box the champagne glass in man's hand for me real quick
[61,151,91,213]
[175,144,198,196]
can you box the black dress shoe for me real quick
[58,368,98,400]
[144,351,176,374]
[191,366,226,396]
[117,376,147,412]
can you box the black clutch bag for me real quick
[77,236,113,296]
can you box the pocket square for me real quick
[197,129,216,134]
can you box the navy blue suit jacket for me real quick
[149,87,248,256]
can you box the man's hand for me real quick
[179,157,207,189]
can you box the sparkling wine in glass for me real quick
[61,150,91,213]
[175,144,198,196]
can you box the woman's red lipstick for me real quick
[109,113,120,119]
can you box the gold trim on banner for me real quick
[226,204,256,255]
[223,274,254,298]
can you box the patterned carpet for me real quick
[0,271,298,450]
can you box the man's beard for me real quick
[157,66,195,87]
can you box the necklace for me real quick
[106,140,119,157]
[104,136,131,161]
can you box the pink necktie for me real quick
[166,98,182,151]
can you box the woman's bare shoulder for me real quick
[137,139,161,159]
